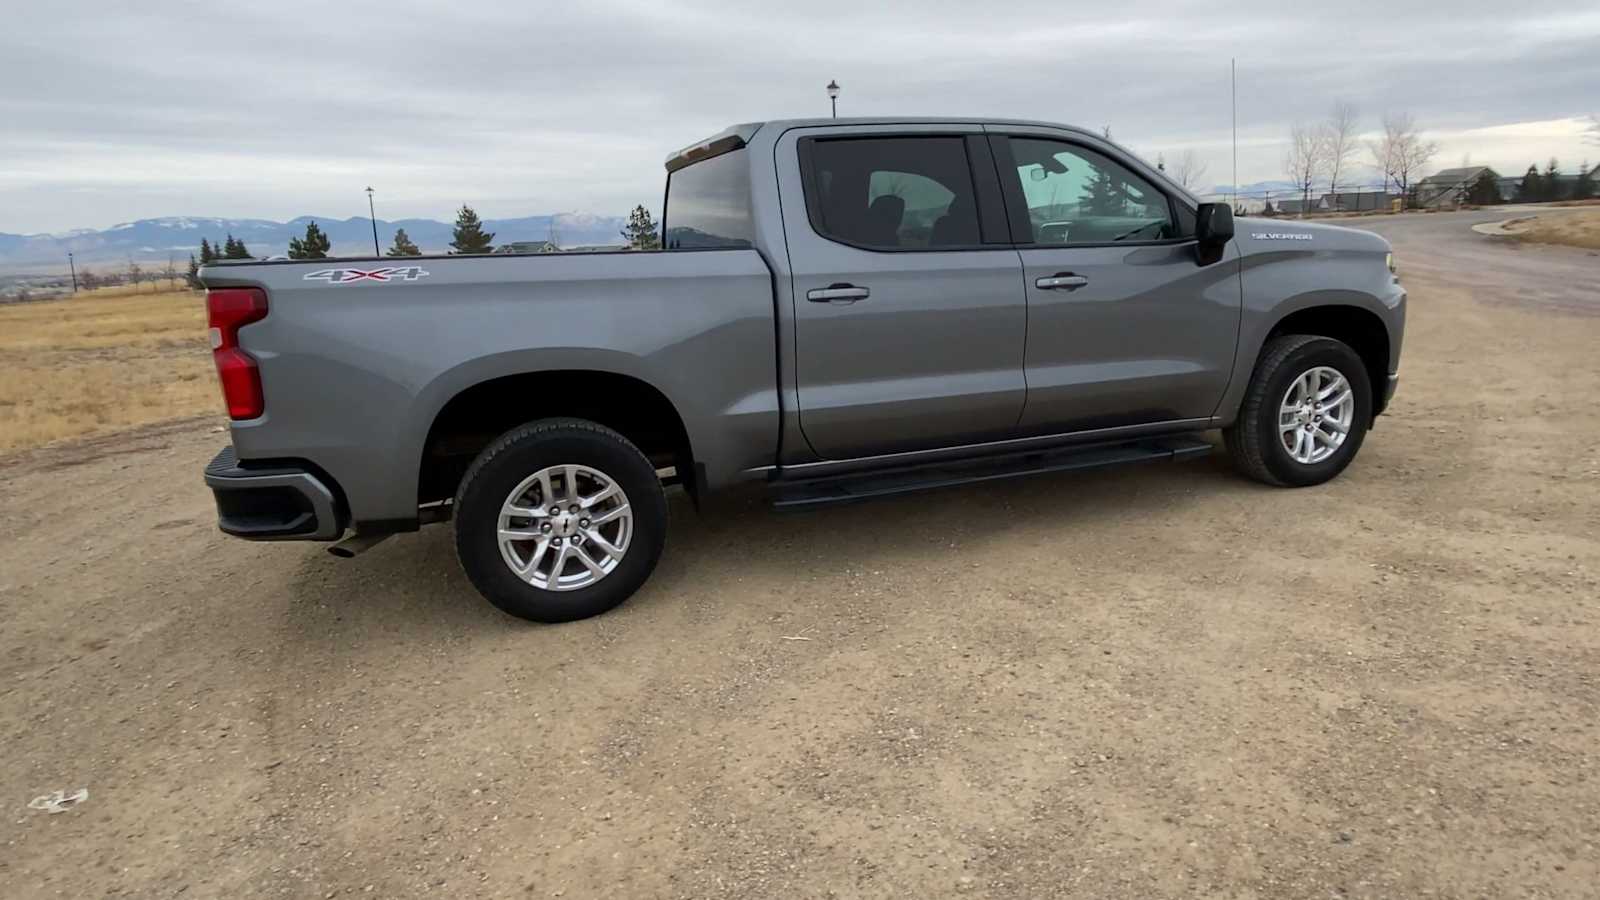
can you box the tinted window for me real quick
[805,137,981,250]
[1007,138,1175,244]
[663,150,753,249]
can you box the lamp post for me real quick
[365,186,380,256]
[67,251,79,293]
[826,79,840,118]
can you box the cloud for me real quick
[3,0,1596,231]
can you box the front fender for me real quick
[1213,221,1405,425]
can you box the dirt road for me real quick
[3,213,1598,898]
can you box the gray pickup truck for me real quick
[201,117,1404,622]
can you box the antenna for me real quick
[1231,57,1238,210]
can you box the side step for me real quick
[770,434,1214,511]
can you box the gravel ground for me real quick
[2,212,1598,898]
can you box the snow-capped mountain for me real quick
[0,213,629,269]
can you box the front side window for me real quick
[1006,138,1175,245]
[804,137,981,250]
[663,149,753,249]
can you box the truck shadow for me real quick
[279,446,1247,646]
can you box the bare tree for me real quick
[1321,101,1360,197]
[1285,122,1326,214]
[162,255,179,290]
[126,259,144,291]
[1171,149,1209,190]
[1367,112,1439,201]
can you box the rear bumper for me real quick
[204,446,344,541]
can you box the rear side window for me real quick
[802,137,982,250]
[663,150,753,249]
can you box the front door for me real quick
[992,131,1241,432]
[778,128,1026,459]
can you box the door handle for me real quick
[806,284,870,303]
[1035,273,1089,290]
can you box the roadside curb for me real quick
[1471,216,1536,237]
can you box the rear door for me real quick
[990,129,1240,432]
[774,125,1026,459]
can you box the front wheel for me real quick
[453,418,667,623]
[1225,335,1372,487]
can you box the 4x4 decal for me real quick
[303,266,430,284]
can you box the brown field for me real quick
[1513,207,1600,250]
[0,288,217,453]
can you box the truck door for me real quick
[988,130,1241,432]
[776,126,1026,459]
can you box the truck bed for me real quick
[201,249,780,526]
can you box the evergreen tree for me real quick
[1466,169,1501,206]
[199,238,214,264]
[185,255,201,289]
[223,234,251,259]
[1574,161,1595,201]
[386,228,422,256]
[449,205,495,254]
[1515,165,1542,203]
[1082,163,1123,217]
[620,205,660,250]
[1542,158,1562,201]
[287,221,331,259]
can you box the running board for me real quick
[770,435,1214,511]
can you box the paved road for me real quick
[1342,207,1599,316]
[2,219,1597,899]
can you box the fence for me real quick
[1200,172,1509,214]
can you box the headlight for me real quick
[1386,252,1397,275]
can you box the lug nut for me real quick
[579,518,590,527]
[569,505,579,513]
[541,522,552,533]
[552,537,562,545]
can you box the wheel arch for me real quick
[417,367,696,509]
[1258,302,1392,418]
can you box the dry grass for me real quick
[0,289,217,453]
[1512,208,1600,251]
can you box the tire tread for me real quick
[1226,334,1332,486]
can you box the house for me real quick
[1412,166,1500,208]
[492,240,559,254]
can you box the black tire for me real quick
[1224,335,1372,487]
[453,418,667,623]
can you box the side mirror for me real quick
[1194,202,1234,265]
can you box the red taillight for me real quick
[206,288,269,419]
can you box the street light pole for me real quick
[826,79,840,118]
[365,186,380,256]
[67,252,79,293]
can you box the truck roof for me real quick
[665,117,1107,171]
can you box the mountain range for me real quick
[0,213,630,271]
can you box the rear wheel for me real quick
[453,418,667,622]
[1225,335,1372,487]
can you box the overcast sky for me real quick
[3,1,1597,233]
